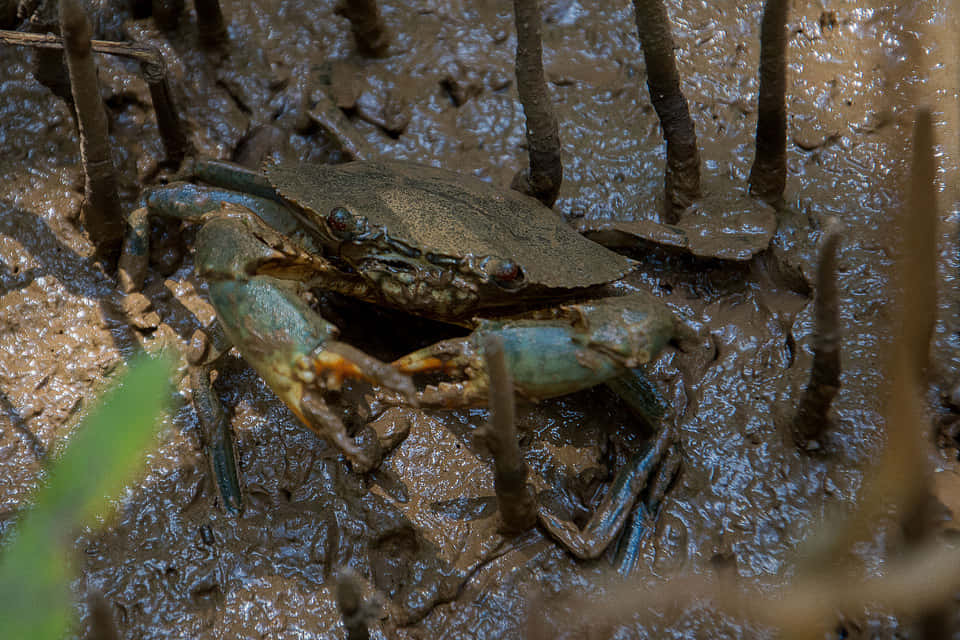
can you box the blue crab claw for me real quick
[193,207,416,471]
[392,293,676,408]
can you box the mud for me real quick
[0,0,958,637]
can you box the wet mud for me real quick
[0,0,958,637]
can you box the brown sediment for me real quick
[195,0,228,49]
[747,0,789,207]
[150,0,185,32]
[479,333,537,534]
[335,0,390,58]
[309,92,375,160]
[792,231,841,447]
[510,0,562,208]
[59,0,123,262]
[631,0,700,222]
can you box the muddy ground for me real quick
[0,0,958,637]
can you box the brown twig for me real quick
[631,0,700,222]
[194,0,228,49]
[139,55,191,166]
[335,0,390,57]
[819,109,938,565]
[479,334,538,534]
[747,0,789,207]
[0,29,192,166]
[792,230,841,447]
[0,30,159,64]
[538,537,960,637]
[60,0,123,261]
[510,0,563,208]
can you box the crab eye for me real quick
[326,207,361,239]
[482,257,524,289]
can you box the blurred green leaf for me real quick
[0,354,173,638]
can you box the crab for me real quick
[121,156,684,558]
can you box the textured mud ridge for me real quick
[0,0,958,638]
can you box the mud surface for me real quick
[1,0,958,637]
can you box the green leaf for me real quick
[0,354,173,638]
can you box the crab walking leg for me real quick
[190,362,244,514]
[119,182,312,291]
[539,419,675,559]
[614,443,681,574]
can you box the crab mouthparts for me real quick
[360,257,478,317]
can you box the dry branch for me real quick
[0,29,192,166]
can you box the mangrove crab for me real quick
[121,156,683,557]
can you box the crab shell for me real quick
[265,160,635,296]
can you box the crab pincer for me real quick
[192,203,416,471]
[392,293,676,408]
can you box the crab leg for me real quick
[538,418,676,559]
[392,295,680,561]
[614,443,682,574]
[189,362,244,514]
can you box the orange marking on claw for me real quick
[393,356,452,374]
[313,352,366,383]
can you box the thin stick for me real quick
[480,334,538,534]
[511,0,562,208]
[0,30,160,64]
[139,56,191,165]
[792,231,841,447]
[335,0,390,57]
[748,0,789,206]
[60,0,123,261]
[631,0,700,222]
[195,0,228,49]
[0,29,192,166]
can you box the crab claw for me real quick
[392,293,677,408]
